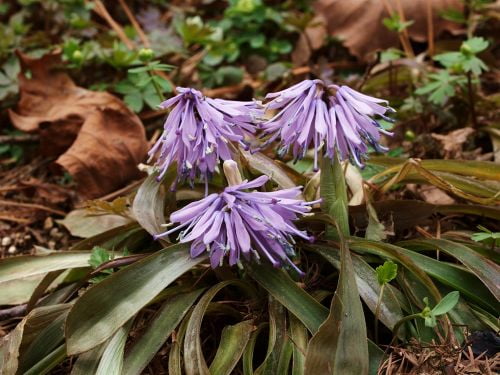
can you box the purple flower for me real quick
[156,175,318,275]
[148,87,260,191]
[258,79,394,170]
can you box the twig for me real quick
[395,0,415,58]
[117,0,150,47]
[92,0,135,50]
[0,199,66,216]
[0,134,38,143]
[380,0,414,59]
[0,215,30,224]
[467,71,478,128]
[426,0,435,57]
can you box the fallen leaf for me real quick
[314,0,464,60]
[420,186,455,205]
[19,178,71,205]
[58,209,133,238]
[431,127,475,159]
[291,16,327,66]
[8,51,148,199]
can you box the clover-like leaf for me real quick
[375,260,398,286]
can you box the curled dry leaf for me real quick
[8,51,148,199]
[431,127,475,159]
[314,0,464,60]
[291,16,328,66]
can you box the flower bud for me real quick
[71,50,84,64]
[138,48,154,62]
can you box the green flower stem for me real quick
[390,313,421,345]
[320,153,349,239]
[148,64,165,103]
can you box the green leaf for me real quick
[313,245,405,331]
[0,252,91,284]
[289,315,307,375]
[23,345,66,375]
[246,263,328,333]
[400,239,500,301]
[380,48,403,63]
[304,236,369,374]
[432,291,460,316]
[214,66,244,86]
[242,323,267,375]
[124,92,144,113]
[439,8,466,24]
[463,37,489,54]
[255,297,287,375]
[70,343,107,375]
[1,304,70,375]
[18,311,68,373]
[66,244,207,354]
[143,87,162,109]
[351,239,498,312]
[114,80,136,95]
[369,157,500,181]
[184,280,255,375]
[123,289,205,375]
[375,261,398,285]
[320,154,349,238]
[209,320,254,375]
[96,320,133,375]
[89,247,112,269]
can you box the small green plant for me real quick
[88,246,117,283]
[382,13,414,33]
[393,291,460,340]
[114,49,174,112]
[415,37,489,127]
[374,260,398,342]
[0,57,20,102]
[471,225,500,249]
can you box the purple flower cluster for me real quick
[148,87,260,190]
[156,175,317,274]
[258,79,394,170]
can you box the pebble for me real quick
[1,237,12,247]
[7,245,17,254]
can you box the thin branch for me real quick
[117,0,151,48]
[93,0,135,50]
[426,0,435,57]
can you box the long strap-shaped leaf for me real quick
[96,320,133,375]
[400,239,500,301]
[320,154,349,238]
[246,263,328,333]
[351,239,498,312]
[184,280,255,375]
[66,244,206,355]
[304,235,369,375]
[313,245,405,331]
[123,288,205,375]
[209,320,254,375]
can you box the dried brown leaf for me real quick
[314,0,464,60]
[8,51,148,199]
